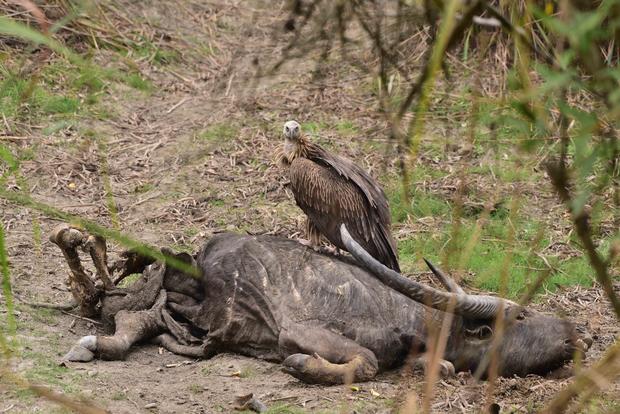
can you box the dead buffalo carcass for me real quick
[51,224,590,384]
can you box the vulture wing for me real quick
[288,143,400,272]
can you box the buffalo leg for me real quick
[84,234,114,290]
[152,333,213,358]
[64,292,167,362]
[410,353,455,377]
[49,225,100,318]
[279,323,378,384]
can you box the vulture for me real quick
[278,120,400,272]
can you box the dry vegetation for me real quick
[0,0,619,413]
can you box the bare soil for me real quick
[1,1,618,413]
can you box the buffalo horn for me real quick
[423,258,465,295]
[340,224,515,319]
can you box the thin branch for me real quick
[546,160,620,318]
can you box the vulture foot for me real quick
[317,245,341,256]
[296,238,313,247]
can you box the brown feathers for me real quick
[285,139,400,272]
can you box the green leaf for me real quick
[0,16,83,65]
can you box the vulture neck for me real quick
[283,135,310,164]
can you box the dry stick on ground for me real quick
[12,292,76,311]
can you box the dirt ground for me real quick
[1,1,619,413]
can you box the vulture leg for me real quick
[306,218,322,247]
[279,323,378,384]
[318,245,341,256]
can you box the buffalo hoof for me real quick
[412,356,455,378]
[282,353,326,384]
[282,353,311,375]
[63,345,95,362]
[576,336,592,352]
[63,335,98,362]
[438,360,456,377]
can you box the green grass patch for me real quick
[42,120,76,136]
[171,243,194,254]
[200,366,212,375]
[111,391,127,401]
[118,273,142,288]
[123,73,152,91]
[393,189,597,298]
[301,121,326,135]
[41,96,79,114]
[19,349,83,398]
[579,397,620,413]
[335,120,358,135]
[387,166,451,223]
[0,75,76,119]
[238,366,256,379]
[0,57,153,125]
[197,123,239,143]
[248,405,307,414]
[29,307,59,325]
[128,39,180,65]
[209,198,226,207]
[133,183,154,194]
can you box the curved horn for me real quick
[340,224,513,319]
[423,258,465,295]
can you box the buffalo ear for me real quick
[465,325,493,340]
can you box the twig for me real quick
[60,310,102,326]
[0,404,15,413]
[128,193,161,209]
[225,74,234,96]
[13,292,77,311]
[165,97,191,114]
[0,136,29,141]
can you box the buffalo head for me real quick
[340,224,591,378]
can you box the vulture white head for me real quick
[283,120,301,141]
[280,120,305,164]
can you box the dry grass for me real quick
[0,0,619,413]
